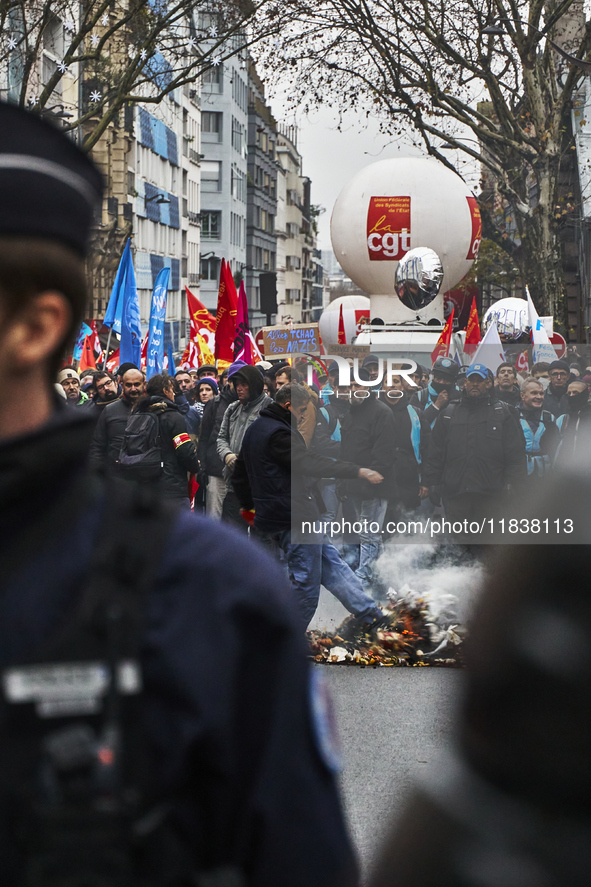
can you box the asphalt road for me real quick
[312,590,462,880]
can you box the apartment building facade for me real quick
[245,63,278,331]
[198,39,249,313]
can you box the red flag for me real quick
[463,296,481,355]
[337,303,347,344]
[140,331,148,371]
[432,309,454,362]
[515,350,529,374]
[185,285,216,339]
[215,259,238,363]
[106,348,120,374]
[233,281,254,364]
[79,336,97,372]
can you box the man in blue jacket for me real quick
[0,101,358,887]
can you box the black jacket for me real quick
[555,403,591,466]
[424,392,527,497]
[89,396,134,469]
[310,395,349,460]
[385,394,431,493]
[339,395,397,499]
[197,386,237,477]
[134,395,200,501]
[233,402,360,534]
[0,403,357,885]
[543,385,569,418]
[496,385,521,407]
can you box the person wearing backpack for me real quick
[516,378,560,487]
[424,363,527,534]
[120,373,200,506]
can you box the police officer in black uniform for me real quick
[0,102,357,887]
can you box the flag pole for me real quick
[102,327,113,371]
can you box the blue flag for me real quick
[119,250,141,368]
[73,321,92,361]
[104,239,132,334]
[167,343,175,374]
[146,268,170,379]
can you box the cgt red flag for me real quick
[185,285,216,338]
[215,259,238,363]
[337,303,347,344]
[463,296,481,355]
[78,336,97,372]
[432,309,454,363]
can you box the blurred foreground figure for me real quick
[371,482,591,887]
[0,102,356,887]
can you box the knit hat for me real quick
[57,368,79,384]
[228,359,248,378]
[196,376,219,395]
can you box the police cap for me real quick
[0,102,103,256]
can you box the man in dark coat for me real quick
[495,362,521,407]
[233,383,385,627]
[89,367,145,470]
[338,369,397,595]
[197,380,237,518]
[382,374,431,513]
[128,373,200,506]
[543,358,571,417]
[424,362,526,533]
[0,101,357,887]
[555,379,591,467]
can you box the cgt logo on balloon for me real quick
[366,196,411,261]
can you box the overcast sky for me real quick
[266,99,479,253]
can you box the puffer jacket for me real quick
[133,395,200,501]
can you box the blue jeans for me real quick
[342,497,388,596]
[261,530,380,627]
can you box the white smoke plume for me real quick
[375,542,485,626]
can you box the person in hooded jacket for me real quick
[217,363,272,529]
[198,377,238,519]
[555,379,591,467]
[131,373,200,506]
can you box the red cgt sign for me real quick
[367,196,411,261]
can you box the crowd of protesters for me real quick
[56,348,591,627]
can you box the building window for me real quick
[201,161,221,192]
[202,111,222,142]
[202,65,223,92]
[202,211,222,239]
[231,116,243,153]
[286,255,301,271]
[286,289,301,302]
[200,256,220,280]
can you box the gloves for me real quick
[225,453,238,469]
[240,509,255,527]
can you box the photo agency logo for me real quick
[299,352,420,401]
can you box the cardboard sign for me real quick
[262,324,321,357]
[327,344,371,358]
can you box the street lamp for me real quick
[482,19,591,73]
[144,193,170,205]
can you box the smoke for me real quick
[375,542,485,626]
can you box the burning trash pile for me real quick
[307,587,466,667]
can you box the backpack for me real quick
[0,481,188,886]
[118,411,163,482]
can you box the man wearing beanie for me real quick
[0,102,356,886]
[57,366,89,406]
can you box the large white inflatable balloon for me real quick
[330,157,481,323]
[483,298,529,341]
[318,295,370,345]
